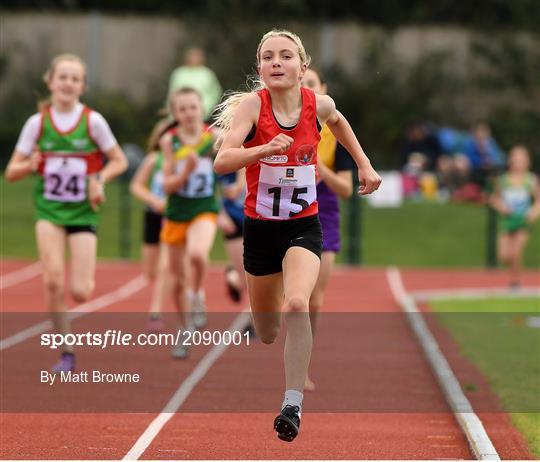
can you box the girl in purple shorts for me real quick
[301,68,356,391]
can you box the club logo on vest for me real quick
[72,139,89,149]
[295,145,315,165]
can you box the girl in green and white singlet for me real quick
[490,146,540,288]
[5,54,128,372]
[130,118,177,332]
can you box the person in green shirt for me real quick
[490,145,540,288]
[168,47,222,121]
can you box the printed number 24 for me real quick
[268,186,309,217]
[49,174,80,196]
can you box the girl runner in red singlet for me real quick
[213,29,381,442]
[5,54,128,372]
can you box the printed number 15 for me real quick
[268,186,309,217]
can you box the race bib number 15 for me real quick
[44,157,87,202]
[256,164,316,219]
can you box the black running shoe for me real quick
[225,266,242,303]
[274,405,300,442]
[242,322,257,340]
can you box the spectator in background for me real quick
[436,126,468,155]
[168,47,222,120]
[400,121,442,172]
[402,152,427,199]
[401,122,506,203]
[434,126,472,199]
[400,121,445,200]
[463,122,505,183]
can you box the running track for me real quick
[0,260,538,459]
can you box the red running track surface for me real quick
[0,261,537,459]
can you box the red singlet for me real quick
[243,87,321,220]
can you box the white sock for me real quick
[282,390,303,415]
[186,288,194,303]
[193,291,205,311]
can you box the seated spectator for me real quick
[435,126,468,155]
[463,122,506,187]
[434,126,472,199]
[436,153,470,200]
[402,151,445,201]
[400,121,443,172]
[402,152,427,199]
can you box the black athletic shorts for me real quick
[243,214,322,276]
[65,224,96,235]
[143,209,163,245]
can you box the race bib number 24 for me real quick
[44,157,87,202]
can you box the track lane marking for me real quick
[386,266,500,461]
[0,262,42,290]
[411,286,540,302]
[0,275,147,350]
[122,310,251,460]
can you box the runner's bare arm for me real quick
[222,168,247,200]
[4,150,42,181]
[316,94,381,195]
[527,174,540,222]
[317,163,353,198]
[94,144,128,183]
[129,153,165,212]
[489,181,511,215]
[161,132,197,194]
[214,94,293,174]
[87,144,128,210]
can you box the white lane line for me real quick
[123,310,251,461]
[411,287,540,302]
[0,262,42,290]
[0,275,147,350]
[386,266,500,461]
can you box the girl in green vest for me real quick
[490,146,540,288]
[160,87,219,358]
[5,53,128,372]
